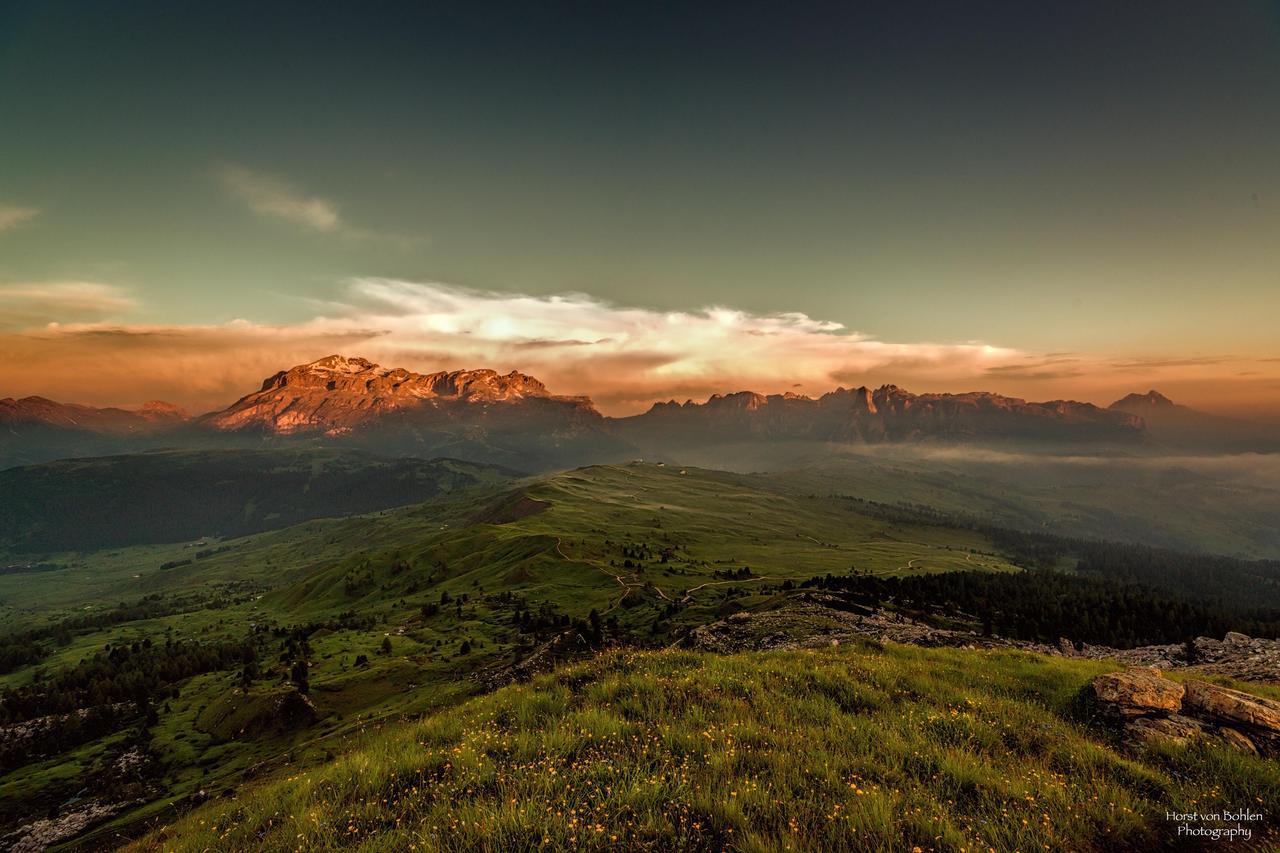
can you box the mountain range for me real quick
[0,354,1232,471]
[1108,389,1278,451]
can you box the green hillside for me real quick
[0,449,511,552]
[5,462,1278,850]
[134,643,1280,852]
[638,441,1280,560]
[0,464,1026,846]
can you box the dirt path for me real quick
[553,536,672,613]
[679,575,769,603]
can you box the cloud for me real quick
[4,278,1280,416]
[0,279,1032,412]
[982,355,1087,381]
[216,166,423,248]
[0,281,136,329]
[0,205,40,233]
[316,279,1037,409]
[1109,355,1235,370]
[218,165,342,232]
[0,321,386,410]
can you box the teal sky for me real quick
[2,2,1279,413]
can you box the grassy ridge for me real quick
[135,643,1279,852]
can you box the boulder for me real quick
[1217,727,1259,755]
[1092,668,1185,717]
[1126,714,1204,745]
[1183,681,1280,733]
[1224,631,1251,647]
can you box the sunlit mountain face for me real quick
[3,3,1280,852]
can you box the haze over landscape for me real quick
[3,2,1280,851]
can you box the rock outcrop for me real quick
[1090,668,1184,717]
[1183,680,1280,732]
[1091,667,1280,756]
[1126,714,1205,745]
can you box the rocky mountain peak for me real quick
[1110,390,1175,410]
[137,400,190,420]
[205,355,589,435]
[306,354,379,374]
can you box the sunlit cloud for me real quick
[2,278,1279,417]
[0,204,40,234]
[310,278,1029,411]
[0,279,1032,413]
[218,165,342,232]
[0,281,136,329]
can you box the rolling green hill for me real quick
[134,643,1280,852]
[0,464,1028,846]
[640,441,1280,560]
[3,461,1278,850]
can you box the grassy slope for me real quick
[1,463,1017,632]
[3,464,1029,845]
[510,464,1017,605]
[134,642,1280,852]
[640,440,1280,560]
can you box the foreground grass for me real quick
[135,643,1278,852]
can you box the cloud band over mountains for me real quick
[0,278,1276,416]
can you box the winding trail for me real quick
[679,575,769,603]
[553,536,671,613]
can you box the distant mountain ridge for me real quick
[2,355,1165,470]
[0,395,189,433]
[622,383,1143,445]
[0,395,192,470]
[1108,389,1278,451]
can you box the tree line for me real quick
[804,569,1280,648]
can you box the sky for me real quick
[1,1,1278,416]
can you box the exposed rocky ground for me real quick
[1078,630,1280,682]
[4,800,142,853]
[685,594,1280,684]
[474,630,595,691]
